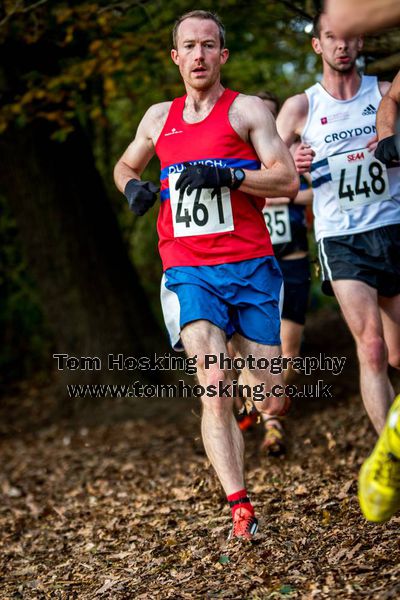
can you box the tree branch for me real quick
[366,53,400,74]
[97,0,154,15]
[277,0,313,21]
[0,0,50,28]
[363,31,400,55]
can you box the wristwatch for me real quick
[230,168,245,189]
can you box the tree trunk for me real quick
[0,120,166,386]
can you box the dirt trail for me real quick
[1,308,400,599]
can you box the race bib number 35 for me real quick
[327,148,390,211]
[263,205,291,245]
[169,173,234,238]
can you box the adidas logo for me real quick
[362,104,377,116]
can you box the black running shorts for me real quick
[278,256,311,325]
[318,224,400,297]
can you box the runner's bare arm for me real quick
[265,149,313,206]
[276,94,308,147]
[325,0,400,36]
[235,96,299,198]
[113,103,170,192]
[265,186,313,207]
[276,94,315,173]
[377,73,400,139]
[293,185,313,206]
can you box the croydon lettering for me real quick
[324,125,376,144]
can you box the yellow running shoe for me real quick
[260,418,286,457]
[358,394,400,522]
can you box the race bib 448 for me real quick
[327,148,390,211]
[169,173,234,238]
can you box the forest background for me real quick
[0,0,398,389]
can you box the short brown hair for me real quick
[172,10,226,49]
[313,11,323,38]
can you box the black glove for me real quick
[374,135,400,166]
[175,162,232,195]
[124,179,159,216]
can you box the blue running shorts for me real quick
[160,256,283,350]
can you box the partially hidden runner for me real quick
[237,92,313,458]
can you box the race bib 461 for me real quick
[169,173,234,238]
[327,148,390,211]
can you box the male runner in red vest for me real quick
[114,10,298,539]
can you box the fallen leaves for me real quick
[294,484,308,496]
[1,311,400,598]
[95,578,121,595]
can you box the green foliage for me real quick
[0,195,52,381]
[307,234,338,311]
[0,1,318,139]
[279,584,296,595]
[126,196,164,328]
[0,0,325,378]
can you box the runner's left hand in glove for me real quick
[175,163,232,195]
[374,134,400,165]
[124,179,159,216]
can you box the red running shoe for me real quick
[237,400,259,431]
[228,507,258,540]
[237,410,259,431]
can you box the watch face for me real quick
[234,168,245,182]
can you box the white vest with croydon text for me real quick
[302,75,400,241]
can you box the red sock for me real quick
[227,488,255,517]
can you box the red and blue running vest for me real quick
[155,88,273,270]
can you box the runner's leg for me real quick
[281,319,304,377]
[379,294,400,372]
[332,279,391,432]
[180,320,245,496]
[230,334,289,416]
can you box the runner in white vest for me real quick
[277,11,400,437]
[325,1,400,526]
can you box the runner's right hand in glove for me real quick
[374,135,400,166]
[124,179,160,216]
[175,163,232,195]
